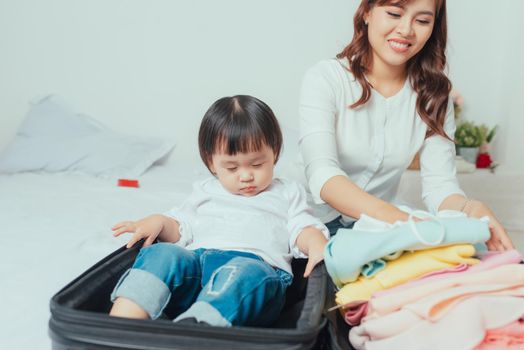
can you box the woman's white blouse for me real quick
[298,58,464,223]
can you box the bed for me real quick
[1,162,210,349]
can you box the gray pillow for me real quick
[0,95,175,178]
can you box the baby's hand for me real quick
[304,255,324,277]
[112,214,165,248]
[303,248,325,278]
[296,226,328,278]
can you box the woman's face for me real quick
[364,0,436,72]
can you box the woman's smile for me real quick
[388,39,411,53]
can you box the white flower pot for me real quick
[457,147,479,164]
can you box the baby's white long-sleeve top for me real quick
[297,58,464,223]
[165,177,329,275]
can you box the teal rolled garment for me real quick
[324,217,490,288]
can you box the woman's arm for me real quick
[419,99,513,251]
[320,175,410,223]
[299,62,410,223]
[439,193,514,251]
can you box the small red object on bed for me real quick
[117,179,140,188]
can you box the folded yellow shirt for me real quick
[336,244,479,306]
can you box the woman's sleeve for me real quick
[299,62,348,204]
[419,98,465,213]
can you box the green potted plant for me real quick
[455,121,482,164]
[455,121,497,165]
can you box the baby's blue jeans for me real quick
[111,243,293,327]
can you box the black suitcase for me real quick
[323,281,356,350]
[48,242,328,350]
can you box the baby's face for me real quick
[209,145,276,197]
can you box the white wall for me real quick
[0,0,355,163]
[446,0,524,173]
[1,0,523,171]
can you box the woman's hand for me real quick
[463,200,514,251]
[112,214,166,248]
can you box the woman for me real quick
[297,0,513,251]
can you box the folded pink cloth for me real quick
[368,263,524,319]
[343,250,522,327]
[351,289,524,350]
[373,249,522,299]
[343,302,368,326]
[416,263,469,279]
[475,318,524,350]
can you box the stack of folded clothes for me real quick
[324,211,524,350]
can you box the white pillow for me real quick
[0,95,175,178]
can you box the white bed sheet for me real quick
[0,162,209,350]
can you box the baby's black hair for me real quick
[198,95,283,172]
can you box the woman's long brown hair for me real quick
[337,0,451,139]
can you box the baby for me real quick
[109,95,329,327]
